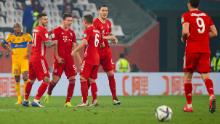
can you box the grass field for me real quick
[0,96,219,124]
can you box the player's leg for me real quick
[12,60,22,104]
[14,75,22,104]
[89,65,99,106]
[21,71,28,105]
[22,71,28,93]
[77,61,90,107]
[21,58,29,96]
[198,53,216,113]
[183,53,197,112]
[32,58,50,107]
[44,75,60,103]
[183,72,193,112]
[22,61,36,107]
[102,53,120,105]
[64,76,75,107]
[201,73,216,113]
[64,59,76,107]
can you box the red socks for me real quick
[66,79,75,103]
[47,81,56,95]
[81,81,88,103]
[35,82,48,100]
[108,75,117,100]
[204,78,214,96]
[90,82,98,102]
[24,81,33,100]
[184,80,192,104]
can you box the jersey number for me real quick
[94,33,100,47]
[196,17,205,34]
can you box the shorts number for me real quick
[94,33,100,47]
[196,17,205,34]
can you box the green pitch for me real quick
[0,96,219,124]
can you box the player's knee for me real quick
[107,70,114,77]
[52,75,60,83]
[80,76,87,82]
[28,79,35,84]
[44,77,50,83]
[68,76,75,81]
[89,78,96,83]
[22,73,28,81]
[14,76,20,83]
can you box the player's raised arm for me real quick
[209,25,218,38]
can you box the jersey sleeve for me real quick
[181,13,190,24]
[108,20,112,33]
[5,33,13,43]
[24,33,32,42]
[82,29,90,45]
[72,31,76,43]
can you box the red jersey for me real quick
[83,26,101,65]
[93,18,112,48]
[31,25,49,60]
[181,10,214,53]
[52,26,76,59]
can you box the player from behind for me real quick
[181,0,218,113]
[93,5,120,105]
[22,13,51,107]
[72,14,101,107]
[44,13,79,107]
[0,23,32,104]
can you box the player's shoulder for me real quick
[106,19,111,24]
[181,11,190,17]
[7,33,14,37]
[23,33,31,36]
[93,18,99,23]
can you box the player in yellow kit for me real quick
[1,23,32,104]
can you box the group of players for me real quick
[0,0,218,113]
[1,5,121,108]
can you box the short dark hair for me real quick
[98,4,108,10]
[83,14,93,24]
[120,53,125,58]
[63,13,72,20]
[188,0,200,8]
[37,13,47,19]
[13,23,21,28]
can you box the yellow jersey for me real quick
[5,33,32,58]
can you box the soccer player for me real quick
[181,0,218,113]
[1,23,32,104]
[44,13,78,107]
[93,5,121,105]
[72,14,101,107]
[22,13,51,107]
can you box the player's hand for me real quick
[71,50,76,57]
[57,56,64,64]
[24,54,29,59]
[111,36,118,44]
[100,42,106,48]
